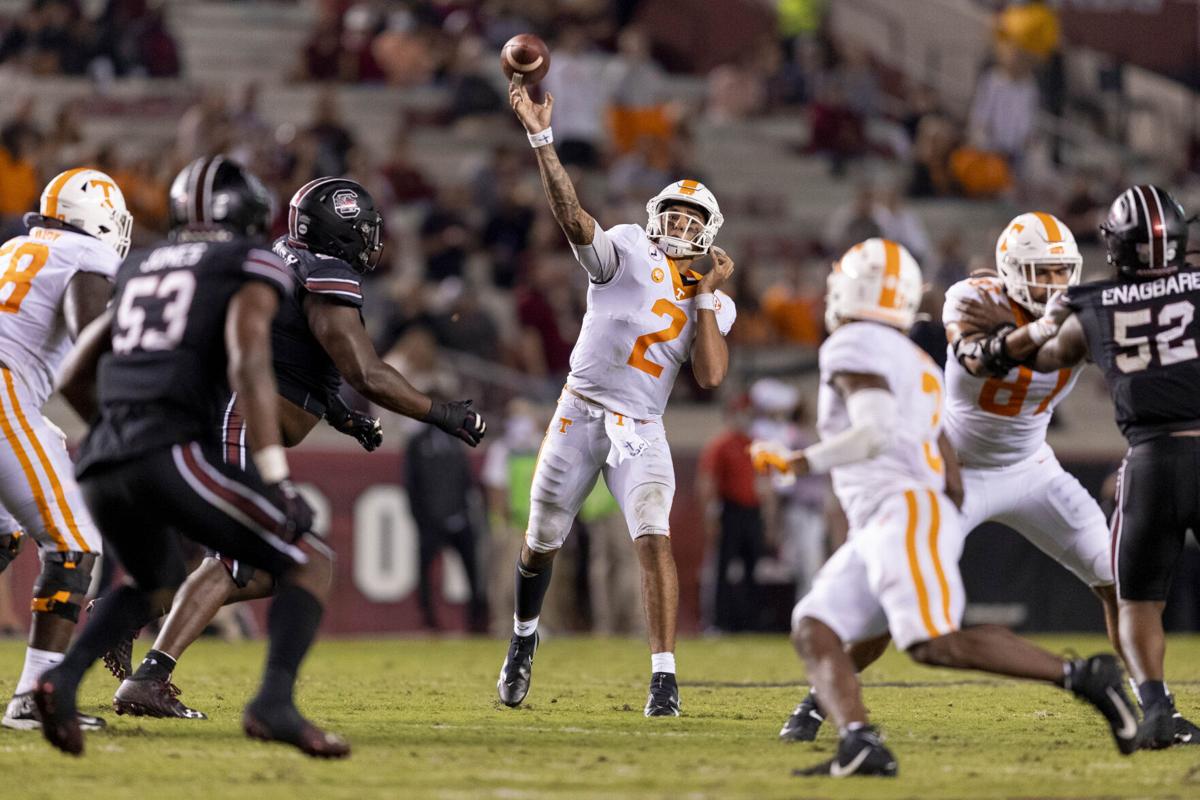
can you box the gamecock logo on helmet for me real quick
[332,189,360,219]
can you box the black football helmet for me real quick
[287,177,384,272]
[168,155,273,238]
[1100,184,1190,281]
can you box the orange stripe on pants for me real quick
[2,370,89,552]
[926,490,955,631]
[904,490,940,639]
[0,370,69,551]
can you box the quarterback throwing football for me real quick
[497,79,736,716]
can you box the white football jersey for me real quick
[566,224,735,419]
[942,277,1080,468]
[0,227,120,407]
[817,321,946,530]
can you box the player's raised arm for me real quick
[691,247,735,389]
[509,80,596,245]
[304,297,486,446]
[955,291,1087,373]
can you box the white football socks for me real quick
[14,647,62,696]
[651,652,675,675]
[514,615,539,637]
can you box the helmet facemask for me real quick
[355,213,385,271]
[646,201,720,258]
[1001,256,1081,315]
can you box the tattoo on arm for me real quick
[534,146,595,245]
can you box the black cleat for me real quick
[497,631,538,707]
[780,692,825,742]
[644,672,681,717]
[1066,654,1139,755]
[242,700,349,759]
[1139,697,1176,750]
[101,629,137,683]
[1171,699,1200,745]
[794,726,897,778]
[32,671,83,756]
[113,678,207,720]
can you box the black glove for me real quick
[325,395,383,452]
[423,399,487,447]
[264,478,315,542]
[0,530,23,573]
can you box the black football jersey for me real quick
[268,236,364,415]
[76,237,293,476]
[1067,268,1200,444]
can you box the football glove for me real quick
[325,395,383,452]
[264,478,315,542]
[424,399,487,447]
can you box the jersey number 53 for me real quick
[112,272,197,355]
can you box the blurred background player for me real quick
[0,167,131,732]
[106,176,485,718]
[497,77,736,717]
[778,211,1200,741]
[34,157,342,757]
[754,238,1139,777]
[970,185,1200,750]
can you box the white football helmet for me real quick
[995,211,1081,315]
[824,238,923,333]
[645,179,723,258]
[38,168,132,259]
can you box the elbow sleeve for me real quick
[569,223,617,283]
[803,388,897,473]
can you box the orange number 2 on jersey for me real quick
[0,241,50,315]
[627,298,688,378]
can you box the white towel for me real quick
[604,411,649,467]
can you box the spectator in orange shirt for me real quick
[0,121,39,228]
[761,259,825,346]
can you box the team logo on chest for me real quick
[331,189,360,219]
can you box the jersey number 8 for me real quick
[1113,300,1198,374]
[112,271,196,355]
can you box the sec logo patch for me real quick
[651,267,665,283]
[648,246,663,261]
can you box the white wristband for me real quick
[1027,317,1059,347]
[527,127,553,148]
[253,445,289,484]
[695,293,717,311]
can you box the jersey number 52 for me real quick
[1113,300,1199,373]
[112,272,197,355]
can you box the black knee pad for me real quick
[32,551,97,622]
[0,530,24,573]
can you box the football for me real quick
[500,33,550,86]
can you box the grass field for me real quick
[4,634,1200,799]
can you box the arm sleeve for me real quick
[569,223,619,284]
[74,237,122,280]
[299,254,364,308]
[239,247,295,297]
[713,290,736,336]
[819,324,891,377]
[803,388,898,474]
